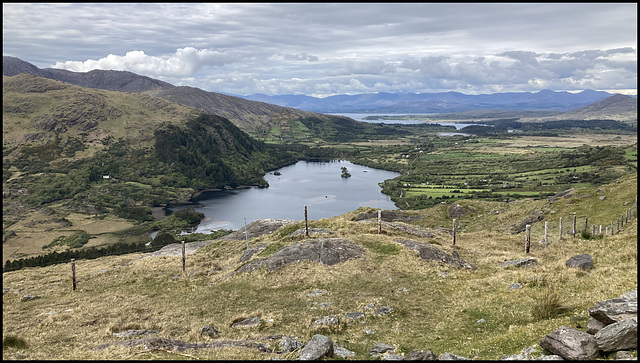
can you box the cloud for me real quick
[52,47,251,77]
[4,3,635,96]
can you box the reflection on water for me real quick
[169,160,400,232]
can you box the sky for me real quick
[2,3,637,97]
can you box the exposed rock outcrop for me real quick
[266,238,366,272]
[395,239,477,270]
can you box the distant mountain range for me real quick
[3,56,637,126]
[240,89,633,113]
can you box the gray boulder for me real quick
[535,355,564,360]
[439,352,472,360]
[395,239,477,270]
[586,317,607,334]
[344,312,364,320]
[370,342,395,356]
[311,315,339,328]
[594,318,637,352]
[299,334,333,360]
[500,258,537,268]
[200,325,221,337]
[279,336,303,352]
[20,294,36,301]
[333,346,356,358]
[267,238,366,271]
[500,353,533,360]
[565,254,593,270]
[374,306,394,315]
[231,317,260,328]
[404,350,437,360]
[382,354,405,360]
[538,326,599,360]
[588,295,637,325]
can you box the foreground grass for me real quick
[2,176,637,360]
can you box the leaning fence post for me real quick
[452,218,457,246]
[544,221,548,248]
[525,224,531,254]
[71,258,77,291]
[181,241,186,273]
[305,205,309,237]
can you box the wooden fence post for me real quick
[584,217,588,233]
[305,206,309,237]
[599,225,602,235]
[71,258,77,291]
[573,215,576,238]
[559,217,563,240]
[452,218,456,246]
[605,226,609,235]
[378,210,382,234]
[525,224,531,254]
[182,241,186,273]
[592,224,595,235]
[544,221,548,248]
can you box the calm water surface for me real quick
[329,113,485,130]
[171,160,400,233]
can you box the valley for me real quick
[2,56,637,360]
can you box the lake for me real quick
[169,160,400,233]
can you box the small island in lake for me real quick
[340,166,351,178]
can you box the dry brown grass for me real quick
[2,175,637,360]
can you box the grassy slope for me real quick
[3,74,200,150]
[2,173,636,360]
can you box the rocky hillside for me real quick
[3,56,329,133]
[2,172,637,360]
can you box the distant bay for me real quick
[327,112,480,129]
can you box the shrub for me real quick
[3,335,28,350]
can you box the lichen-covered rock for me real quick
[404,350,437,360]
[539,326,599,360]
[370,342,395,356]
[500,257,537,268]
[395,239,477,270]
[311,315,339,328]
[565,254,593,270]
[588,291,637,325]
[594,318,637,352]
[438,352,472,360]
[267,238,365,271]
[299,334,333,360]
[279,336,303,352]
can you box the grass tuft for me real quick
[530,289,567,321]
